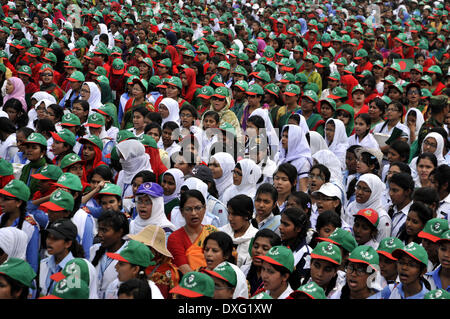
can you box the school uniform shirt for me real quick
[390,201,413,238]
[157,140,181,159]
[347,133,380,151]
[325,119,349,171]
[256,158,277,187]
[0,133,18,162]
[437,193,450,221]
[291,240,312,286]
[330,287,382,299]
[373,121,410,141]
[255,213,281,236]
[381,282,429,299]
[205,195,229,228]
[90,241,128,299]
[219,223,259,268]
[105,278,165,299]
[71,208,96,260]
[424,265,449,291]
[0,213,40,273]
[39,252,74,296]
[266,283,294,299]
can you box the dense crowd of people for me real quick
[0,0,449,300]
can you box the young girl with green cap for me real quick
[0,257,36,299]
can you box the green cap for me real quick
[166,76,182,90]
[125,66,140,78]
[138,134,158,148]
[116,130,136,143]
[0,258,36,288]
[354,48,368,59]
[256,246,294,273]
[61,113,81,127]
[246,83,264,96]
[336,57,348,66]
[420,75,432,85]
[280,72,296,83]
[213,86,230,98]
[311,241,342,265]
[418,218,449,242]
[55,172,83,192]
[42,277,89,299]
[424,289,450,300]
[437,230,450,243]
[203,262,237,287]
[376,237,405,260]
[250,292,273,299]
[31,164,63,181]
[392,242,428,266]
[290,282,327,299]
[67,71,85,82]
[284,83,301,96]
[427,65,442,75]
[352,84,365,94]
[86,113,105,128]
[217,61,231,70]
[348,245,379,270]
[91,66,107,77]
[233,65,248,76]
[107,239,155,268]
[51,129,76,147]
[41,189,74,212]
[158,58,172,68]
[0,158,13,176]
[320,228,358,253]
[305,53,319,64]
[197,86,215,99]
[302,90,319,103]
[26,46,41,58]
[79,135,103,151]
[265,83,280,96]
[0,179,30,202]
[170,271,215,298]
[232,80,249,92]
[97,183,122,198]
[328,72,341,81]
[254,71,271,83]
[60,153,84,170]
[24,132,47,147]
[50,258,91,285]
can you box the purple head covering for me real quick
[4,77,27,111]
[256,39,267,56]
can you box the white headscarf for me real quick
[130,193,175,235]
[31,91,57,105]
[278,124,312,164]
[0,227,28,260]
[405,108,425,141]
[162,168,185,204]
[116,139,152,185]
[308,131,328,155]
[160,97,180,126]
[249,108,279,156]
[210,152,235,196]
[325,118,349,170]
[82,82,102,110]
[312,149,345,200]
[422,132,446,165]
[222,158,262,204]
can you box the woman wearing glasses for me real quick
[39,66,65,102]
[167,189,218,275]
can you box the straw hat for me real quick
[127,225,173,258]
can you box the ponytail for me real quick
[69,240,85,258]
[91,245,106,267]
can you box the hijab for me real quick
[325,118,349,169]
[249,108,279,156]
[130,192,176,235]
[222,159,262,205]
[256,39,267,56]
[405,108,425,141]
[4,77,27,111]
[162,168,185,204]
[0,227,28,260]
[181,68,199,103]
[31,91,57,105]
[210,152,235,197]
[348,173,386,220]
[82,82,103,110]
[336,104,355,136]
[98,81,113,105]
[308,131,328,155]
[160,97,180,126]
[312,149,345,199]
[278,124,312,164]
[422,132,446,165]
[116,139,152,185]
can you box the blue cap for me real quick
[136,182,164,197]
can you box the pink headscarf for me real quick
[257,39,267,56]
[4,77,27,111]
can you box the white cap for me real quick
[252,3,260,10]
[312,183,343,200]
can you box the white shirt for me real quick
[267,284,293,299]
[105,278,164,299]
[390,201,413,238]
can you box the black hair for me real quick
[387,101,404,117]
[355,113,371,138]
[90,165,114,183]
[0,199,27,230]
[354,215,378,241]
[72,99,90,112]
[388,172,415,195]
[145,112,162,126]
[192,61,205,85]
[316,210,342,232]
[227,194,254,221]
[180,189,206,209]
[273,163,298,192]
[202,110,220,124]
[389,161,412,176]
[388,140,410,163]
[281,207,310,247]
[91,210,130,266]
[287,191,312,216]
[370,97,387,116]
[412,187,440,213]
[309,164,331,183]
[179,103,199,121]
[131,170,157,184]
[255,183,279,204]
[144,122,162,136]
[429,164,450,193]
[35,118,56,138]
[2,98,29,128]
[133,105,150,118]
[0,274,30,299]
[416,152,438,169]
[398,201,433,244]
[118,278,152,299]
[360,74,376,90]
[247,115,265,130]
[47,104,64,123]
[359,151,380,175]
[162,121,180,132]
[0,117,17,137]
[203,231,235,264]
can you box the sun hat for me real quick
[127,224,173,258]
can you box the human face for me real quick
[211,96,227,112]
[261,261,288,292]
[0,274,22,299]
[352,91,365,104]
[397,254,423,286]
[368,102,382,121]
[379,254,398,282]
[254,192,276,221]
[174,155,191,176]
[89,126,102,137]
[180,110,194,129]
[5,79,14,95]
[227,205,249,233]
[166,85,179,99]
[405,210,424,238]
[203,116,218,130]
[386,104,402,122]
[387,147,402,164]
[325,122,335,145]
[25,143,44,162]
[72,103,88,122]
[345,261,372,293]
[310,258,338,289]
[273,171,293,196]
[353,217,374,245]
[388,88,402,101]
[417,158,435,183]
[36,102,47,120]
[132,83,145,99]
[46,233,71,256]
[115,261,139,282]
[203,239,226,270]
[212,276,234,299]
[133,111,145,130]
[251,237,273,267]
[407,87,420,103]
[50,140,68,156]
[279,214,300,242]
[45,107,58,124]
[0,195,21,214]
[336,110,350,125]
[82,143,96,162]
[354,117,369,138]
[315,194,339,215]
[320,103,334,120]
[355,181,372,204]
[281,130,288,150]
[100,195,121,212]
[131,177,144,196]
[16,131,27,152]
[438,242,450,269]
[422,137,437,154]
[147,128,160,143]
[161,174,176,196]
[41,71,54,84]
[181,196,205,228]
[308,168,326,193]
[389,182,410,207]
[68,163,84,180]
[346,151,357,174]
[158,103,169,119]
[80,84,91,100]
[386,164,402,182]
[136,195,153,220]
[232,166,242,186]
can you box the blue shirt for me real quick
[426,266,450,292]
[44,252,74,295]
[381,282,429,299]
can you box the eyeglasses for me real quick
[182,205,204,213]
[386,108,399,113]
[41,73,53,77]
[355,185,372,193]
[408,89,420,95]
[212,97,225,102]
[314,195,335,201]
[345,264,371,276]
[136,197,152,206]
[80,88,90,94]
[180,113,193,118]
[0,195,16,201]
[231,169,242,176]
[308,173,324,180]
[423,140,437,148]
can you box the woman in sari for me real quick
[39,66,65,102]
[167,189,218,275]
[121,77,154,129]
